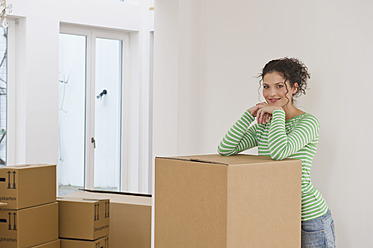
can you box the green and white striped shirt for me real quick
[218,108,328,221]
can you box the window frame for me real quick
[59,24,130,192]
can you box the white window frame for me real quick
[60,24,130,191]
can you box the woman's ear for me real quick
[292,83,299,95]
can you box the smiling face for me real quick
[262,71,298,108]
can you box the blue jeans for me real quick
[301,209,336,248]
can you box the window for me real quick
[58,25,132,196]
[93,37,122,191]
[58,33,86,193]
[0,27,7,166]
[0,19,16,167]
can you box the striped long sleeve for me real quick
[268,109,320,160]
[217,110,258,156]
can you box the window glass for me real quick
[58,33,86,196]
[94,38,122,191]
[0,27,7,166]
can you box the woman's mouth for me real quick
[268,98,281,103]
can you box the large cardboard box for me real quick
[32,240,60,248]
[67,190,151,248]
[61,236,108,248]
[0,202,59,248]
[155,154,302,248]
[58,197,110,240]
[0,164,56,209]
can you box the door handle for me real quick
[91,137,96,148]
[96,89,107,99]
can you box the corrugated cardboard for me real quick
[155,154,302,248]
[60,236,108,248]
[58,197,110,240]
[0,202,59,248]
[32,240,60,248]
[0,164,56,209]
[66,190,151,248]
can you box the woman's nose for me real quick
[270,88,277,96]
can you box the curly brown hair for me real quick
[258,57,310,101]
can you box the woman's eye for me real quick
[276,85,284,88]
[263,85,269,89]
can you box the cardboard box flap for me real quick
[66,190,152,206]
[157,154,227,165]
[2,164,56,170]
[31,239,60,248]
[157,154,284,166]
[57,197,108,203]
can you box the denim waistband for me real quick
[303,209,331,224]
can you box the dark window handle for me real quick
[91,137,96,148]
[96,89,107,99]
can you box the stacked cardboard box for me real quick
[58,197,110,248]
[0,164,59,248]
[155,154,302,248]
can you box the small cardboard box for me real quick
[66,190,151,248]
[61,236,108,248]
[32,240,60,248]
[155,154,302,248]
[0,164,56,210]
[0,202,59,248]
[58,197,110,240]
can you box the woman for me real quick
[217,57,336,248]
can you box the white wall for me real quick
[154,0,373,246]
[9,0,154,193]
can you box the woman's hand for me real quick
[248,102,267,117]
[248,102,282,124]
[256,105,282,124]
[248,102,271,125]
